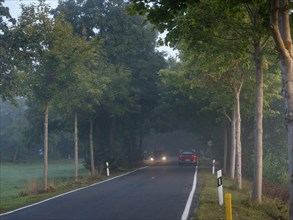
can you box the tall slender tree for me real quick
[15,0,84,190]
[15,1,54,191]
[50,23,111,178]
[270,0,293,218]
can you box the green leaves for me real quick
[0,0,20,103]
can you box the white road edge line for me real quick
[0,166,148,216]
[181,166,198,220]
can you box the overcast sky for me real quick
[3,0,178,58]
[3,0,58,18]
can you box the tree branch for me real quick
[260,35,272,51]
[270,0,288,57]
[223,108,232,122]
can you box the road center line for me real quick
[181,166,198,220]
[0,166,148,217]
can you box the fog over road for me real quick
[0,163,198,220]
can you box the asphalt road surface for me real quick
[0,162,198,220]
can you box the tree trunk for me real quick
[280,54,293,219]
[13,147,18,162]
[74,112,78,182]
[43,102,49,191]
[139,132,144,159]
[127,131,136,167]
[270,1,293,218]
[223,124,228,175]
[288,124,293,219]
[109,117,116,148]
[89,120,95,177]
[235,87,242,190]
[229,108,236,179]
[252,43,264,203]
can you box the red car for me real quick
[178,151,198,166]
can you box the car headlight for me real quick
[162,156,166,160]
[150,157,154,161]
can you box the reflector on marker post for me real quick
[212,160,215,174]
[217,169,223,205]
[106,162,110,176]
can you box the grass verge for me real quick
[0,175,106,213]
[194,160,289,220]
[0,160,133,213]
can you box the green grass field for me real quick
[0,159,131,213]
[0,159,90,210]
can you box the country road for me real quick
[0,162,198,220]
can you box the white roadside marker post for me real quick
[217,169,224,205]
[212,160,215,174]
[106,162,110,176]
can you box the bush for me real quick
[262,148,288,184]
[263,181,289,201]
[83,144,129,175]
